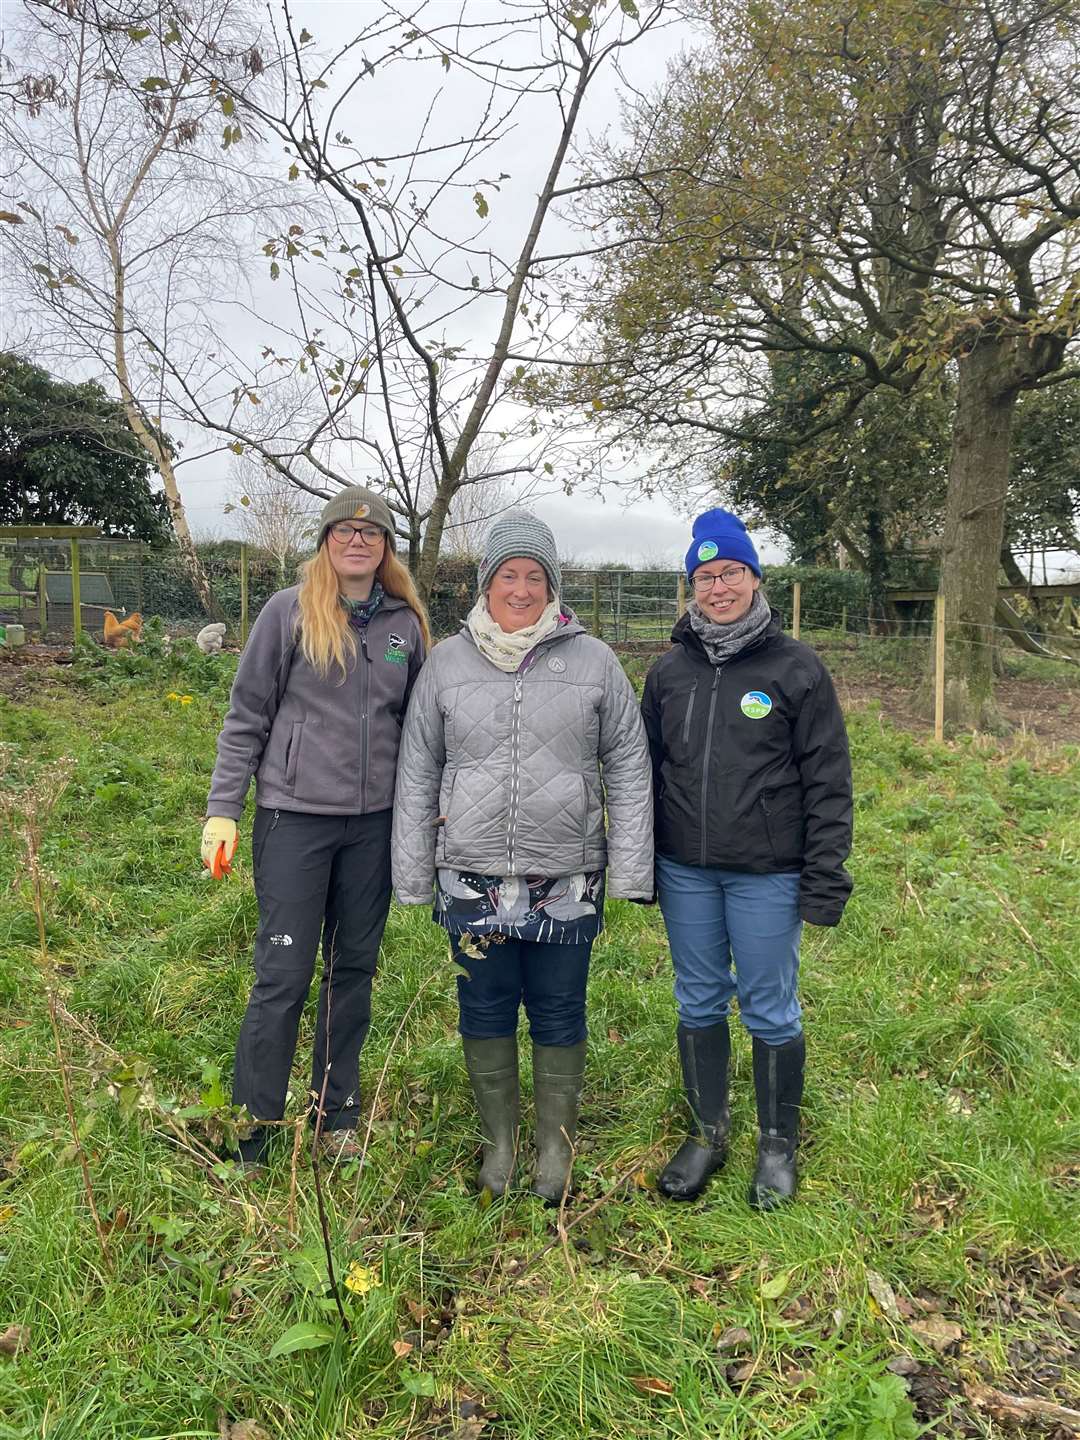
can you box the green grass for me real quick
[0,646,1078,1439]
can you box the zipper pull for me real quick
[360,630,370,661]
[514,676,522,700]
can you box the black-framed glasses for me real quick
[328,522,385,545]
[692,565,749,591]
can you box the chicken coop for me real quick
[0,527,144,644]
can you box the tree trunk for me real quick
[416,478,455,602]
[109,250,217,618]
[936,341,1019,729]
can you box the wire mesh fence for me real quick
[2,539,1076,740]
[0,537,145,642]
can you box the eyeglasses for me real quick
[328,522,385,545]
[692,565,749,591]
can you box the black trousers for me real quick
[233,806,392,1158]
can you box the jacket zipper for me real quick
[359,629,372,812]
[507,670,523,873]
[682,681,699,744]
[699,667,722,867]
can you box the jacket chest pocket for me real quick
[661,680,700,760]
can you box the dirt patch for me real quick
[836,673,1080,745]
[0,646,72,704]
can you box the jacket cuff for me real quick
[799,901,843,927]
[206,799,244,822]
[394,890,435,907]
[608,881,655,902]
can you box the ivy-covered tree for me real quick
[0,352,173,542]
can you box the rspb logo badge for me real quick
[384,631,408,665]
[740,690,773,719]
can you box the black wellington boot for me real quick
[657,1022,731,1201]
[462,1036,521,1197]
[531,1041,587,1205]
[749,1033,805,1211]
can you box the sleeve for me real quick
[403,612,427,712]
[792,663,853,926]
[391,655,447,905]
[598,650,654,900]
[640,661,665,799]
[205,595,292,821]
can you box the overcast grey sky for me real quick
[173,0,784,564]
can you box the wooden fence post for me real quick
[934,593,946,743]
[591,572,601,638]
[792,580,801,639]
[239,542,249,646]
[70,538,82,642]
[38,565,47,636]
[677,573,686,619]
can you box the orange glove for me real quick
[201,817,238,879]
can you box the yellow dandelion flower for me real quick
[166,692,181,701]
[179,695,194,705]
[343,1261,380,1296]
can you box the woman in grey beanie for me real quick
[392,510,654,1202]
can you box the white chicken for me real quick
[196,622,227,655]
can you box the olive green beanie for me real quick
[318,485,395,543]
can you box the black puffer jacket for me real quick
[640,609,853,925]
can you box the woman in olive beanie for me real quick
[203,485,430,1171]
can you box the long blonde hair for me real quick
[296,538,432,678]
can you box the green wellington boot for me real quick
[462,1036,521,1197]
[749,1034,805,1211]
[531,1041,587,1205]
[657,1021,731,1201]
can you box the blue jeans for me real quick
[655,853,803,1044]
[453,936,593,1046]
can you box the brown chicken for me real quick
[103,611,143,649]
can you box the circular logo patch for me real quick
[352,503,370,518]
[740,690,773,719]
[696,540,719,562]
[547,655,566,673]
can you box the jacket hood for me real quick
[670,605,784,657]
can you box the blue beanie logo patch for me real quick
[697,540,719,562]
[740,690,773,719]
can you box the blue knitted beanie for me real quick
[684,507,761,578]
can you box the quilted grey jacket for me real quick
[392,614,653,904]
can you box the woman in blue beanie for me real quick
[641,508,853,1210]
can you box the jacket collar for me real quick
[670,606,784,661]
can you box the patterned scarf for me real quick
[687,589,771,667]
[466,594,562,672]
[342,581,384,630]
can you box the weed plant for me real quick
[0,650,1077,1439]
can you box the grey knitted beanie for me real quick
[319,485,395,543]
[477,508,562,595]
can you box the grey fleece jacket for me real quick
[206,585,424,820]
[391,614,653,904]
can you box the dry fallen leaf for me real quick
[226,1423,270,1440]
[0,1325,29,1358]
[910,1316,963,1353]
[867,1270,903,1323]
[729,1360,757,1384]
[607,1028,623,1044]
[714,1325,752,1353]
[630,1375,674,1396]
[393,1339,414,1359]
[886,1355,921,1376]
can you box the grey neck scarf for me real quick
[687,589,771,666]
